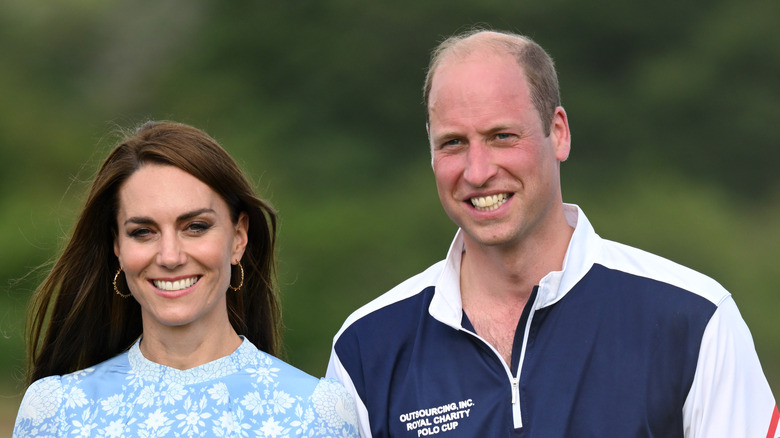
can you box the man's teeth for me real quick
[154,277,199,291]
[470,193,508,211]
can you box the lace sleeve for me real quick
[13,376,65,437]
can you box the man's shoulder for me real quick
[596,237,730,306]
[332,260,446,340]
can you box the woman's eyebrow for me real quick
[123,208,216,227]
[177,208,216,222]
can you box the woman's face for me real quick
[113,163,248,335]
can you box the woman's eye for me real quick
[188,222,211,233]
[128,228,151,239]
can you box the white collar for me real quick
[429,204,601,328]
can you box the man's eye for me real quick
[496,133,513,140]
[441,138,462,148]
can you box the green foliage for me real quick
[1,0,778,432]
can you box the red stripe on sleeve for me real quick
[767,405,779,438]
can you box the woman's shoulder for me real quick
[238,341,321,391]
[308,377,359,431]
[237,341,359,435]
[14,350,132,427]
[17,375,64,417]
[14,375,66,436]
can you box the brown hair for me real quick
[423,28,561,136]
[25,121,281,384]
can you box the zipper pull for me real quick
[511,376,522,428]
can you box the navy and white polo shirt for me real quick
[327,204,777,438]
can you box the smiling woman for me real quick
[13,121,358,437]
[113,163,250,366]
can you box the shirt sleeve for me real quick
[327,346,372,438]
[306,377,360,437]
[683,296,778,437]
[13,376,64,437]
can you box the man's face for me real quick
[427,51,570,250]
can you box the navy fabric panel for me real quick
[518,264,717,437]
[335,287,518,437]
[511,286,539,372]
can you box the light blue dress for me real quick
[13,337,358,437]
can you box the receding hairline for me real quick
[441,30,535,60]
[423,29,561,136]
[424,30,535,105]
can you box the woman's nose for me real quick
[156,233,186,268]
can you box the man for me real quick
[327,29,778,437]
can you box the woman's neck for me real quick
[139,321,242,370]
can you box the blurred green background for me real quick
[1,0,778,435]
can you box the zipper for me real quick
[460,286,539,430]
[511,375,522,428]
[512,286,541,429]
[511,291,539,429]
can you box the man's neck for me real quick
[459,211,574,366]
[460,214,574,303]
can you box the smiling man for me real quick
[327,29,778,437]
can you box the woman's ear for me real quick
[114,235,121,259]
[232,212,249,261]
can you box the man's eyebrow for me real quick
[483,124,512,134]
[431,130,462,143]
[480,124,526,136]
[432,124,521,140]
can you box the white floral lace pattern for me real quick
[14,338,358,437]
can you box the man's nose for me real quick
[463,142,497,187]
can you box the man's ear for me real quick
[550,106,571,162]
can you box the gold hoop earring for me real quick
[229,260,244,291]
[113,267,132,298]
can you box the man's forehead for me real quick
[428,54,529,110]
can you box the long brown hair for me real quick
[25,121,281,384]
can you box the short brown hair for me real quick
[423,29,561,136]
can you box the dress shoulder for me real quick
[13,375,64,437]
[309,377,359,432]
[244,348,359,436]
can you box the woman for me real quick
[14,121,358,437]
